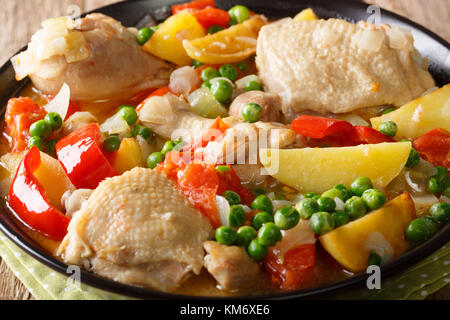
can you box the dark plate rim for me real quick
[0,0,449,300]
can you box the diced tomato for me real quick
[193,7,230,29]
[5,97,47,152]
[216,165,254,206]
[291,115,354,139]
[7,147,70,241]
[413,128,450,169]
[172,0,215,15]
[55,123,117,189]
[264,243,316,290]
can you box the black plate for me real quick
[0,0,449,300]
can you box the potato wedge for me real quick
[370,84,450,140]
[183,15,267,64]
[293,8,319,22]
[113,138,144,174]
[259,142,411,193]
[143,11,206,66]
[319,193,416,272]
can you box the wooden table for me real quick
[0,0,448,300]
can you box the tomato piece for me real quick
[291,115,354,139]
[172,0,215,15]
[193,7,230,29]
[216,165,254,206]
[55,123,117,189]
[177,164,221,228]
[5,97,47,152]
[413,128,450,169]
[7,147,70,241]
[264,243,316,290]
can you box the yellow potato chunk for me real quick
[34,152,75,211]
[143,11,206,66]
[370,84,450,140]
[113,138,144,174]
[259,142,411,193]
[183,15,267,64]
[319,193,416,272]
[294,8,319,22]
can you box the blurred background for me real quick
[0,0,448,300]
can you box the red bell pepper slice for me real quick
[413,128,450,169]
[55,123,117,189]
[351,126,395,145]
[291,115,354,139]
[7,147,70,241]
[193,7,230,29]
[264,243,316,290]
[4,97,47,152]
[172,0,215,15]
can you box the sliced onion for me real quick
[44,83,70,120]
[169,66,200,96]
[411,193,439,215]
[274,219,316,260]
[216,195,230,227]
[363,232,394,263]
[387,26,413,51]
[353,29,385,52]
[337,113,369,127]
[136,135,155,163]
[334,197,345,211]
[405,170,422,193]
[272,200,293,212]
[235,75,261,90]
[139,95,174,125]
[100,113,130,136]
[188,88,228,119]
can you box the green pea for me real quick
[344,196,367,219]
[236,226,256,247]
[201,80,212,89]
[257,222,282,247]
[229,205,246,228]
[332,211,349,227]
[251,211,274,230]
[305,192,320,199]
[29,120,51,139]
[444,184,450,198]
[215,226,237,245]
[228,5,250,24]
[378,121,397,137]
[322,188,343,201]
[223,190,241,205]
[274,206,300,230]
[28,136,45,151]
[192,60,204,69]
[103,136,121,153]
[296,198,319,219]
[161,141,177,155]
[46,139,57,156]
[248,239,268,261]
[136,27,154,45]
[44,112,63,131]
[350,177,373,196]
[147,152,165,169]
[317,197,336,212]
[245,81,263,92]
[368,251,382,266]
[405,147,420,168]
[235,61,248,72]
[429,202,450,222]
[208,25,224,34]
[201,67,220,82]
[251,195,273,214]
[241,103,262,123]
[219,64,238,82]
[131,125,152,140]
[118,105,138,125]
[309,211,335,236]
[215,165,231,172]
[361,189,386,210]
[405,216,439,243]
[435,166,449,185]
[381,107,396,115]
[428,177,443,194]
[210,79,233,103]
[334,184,353,201]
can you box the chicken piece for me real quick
[203,241,262,291]
[12,14,171,101]
[57,168,212,292]
[229,91,282,123]
[256,18,435,116]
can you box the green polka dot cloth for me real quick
[0,232,448,300]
